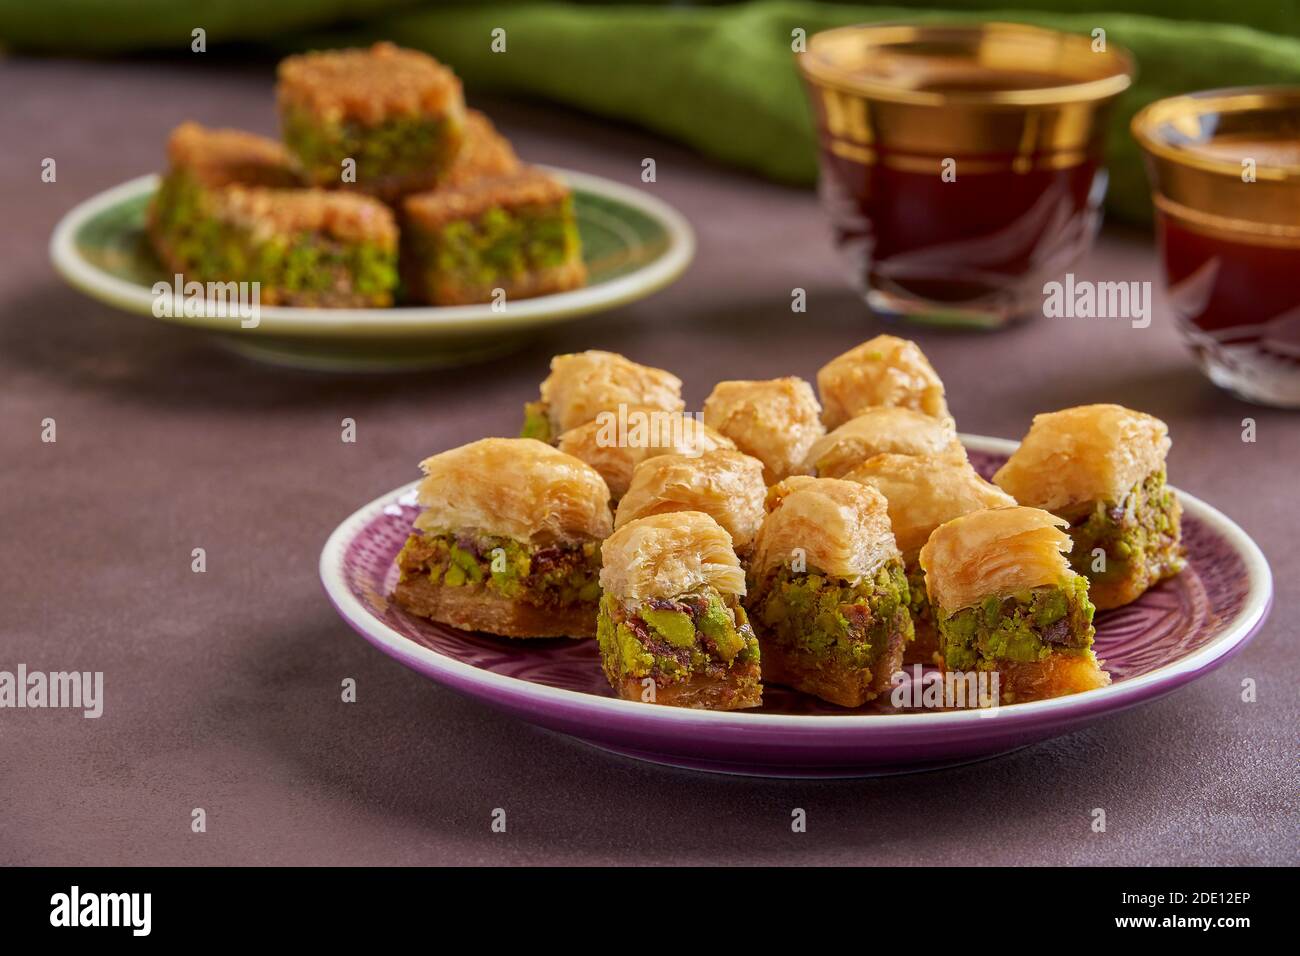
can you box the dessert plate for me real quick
[49,169,694,371]
[320,436,1272,777]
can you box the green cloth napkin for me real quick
[5,1,1299,224]
[333,2,1300,223]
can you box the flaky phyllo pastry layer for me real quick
[918,505,1106,703]
[804,406,964,479]
[746,476,912,707]
[557,409,735,500]
[752,477,901,583]
[521,350,684,443]
[993,403,1184,609]
[413,438,612,544]
[918,506,1072,613]
[395,438,612,639]
[992,404,1170,515]
[597,512,761,710]
[614,450,766,552]
[702,377,825,484]
[600,511,745,602]
[844,453,1015,562]
[816,334,952,430]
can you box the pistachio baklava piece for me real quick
[520,350,684,444]
[147,123,398,307]
[803,406,965,478]
[843,453,1015,664]
[442,109,520,187]
[598,512,762,710]
[559,410,734,502]
[277,42,467,200]
[615,450,767,556]
[817,334,953,430]
[919,506,1107,703]
[393,438,611,638]
[402,166,585,306]
[993,404,1184,609]
[747,477,913,707]
[702,377,825,484]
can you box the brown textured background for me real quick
[0,55,1294,866]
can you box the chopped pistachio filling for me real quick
[396,531,600,609]
[905,563,931,634]
[937,576,1095,672]
[150,170,397,300]
[414,199,580,292]
[519,400,553,443]
[1066,469,1184,593]
[282,107,463,186]
[596,587,761,689]
[750,560,914,673]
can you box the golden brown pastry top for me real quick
[404,166,569,228]
[817,334,951,429]
[993,404,1171,514]
[614,450,766,550]
[751,477,900,583]
[843,453,1016,561]
[165,122,302,189]
[216,186,398,246]
[536,351,684,435]
[557,409,734,500]
[918,506,1073,612]
[277,42,464,123]
[441,109,520,188]
[413,438,612,544]
[701,377,825,483]
[804,406,964,478]
[600,511,746,601]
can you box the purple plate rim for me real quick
[319,434,1273,735]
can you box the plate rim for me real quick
[319,434,1274,732]
[48,167,696,339]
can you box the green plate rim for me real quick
[48,167,695,340]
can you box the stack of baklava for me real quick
[392,337,1185,710]
[147,43,585,309]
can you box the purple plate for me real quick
[320,435,1272,777]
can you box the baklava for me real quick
[558,410,734,501]
[817,334,952,430]
[392,438,611,638]
[597,512,762,710]
[520,350,684,444]
[993,404,1184,609]
[919,506,1107,703]
[441,109,520,188]
[702,377,825,483]
[614,450,767,555]
[803,406,964,478]
[746,477,913,707]
[402,166,585,306]
[277,42,467,200]
[843,453,1015,664]
[147,122,399,307]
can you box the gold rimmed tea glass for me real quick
[798,22,1134,329]
[1133,86,1300,408]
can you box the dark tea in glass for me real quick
[799,23,1133,329]
[1134,88,1300,408]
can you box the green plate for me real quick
[50,169,694,370]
